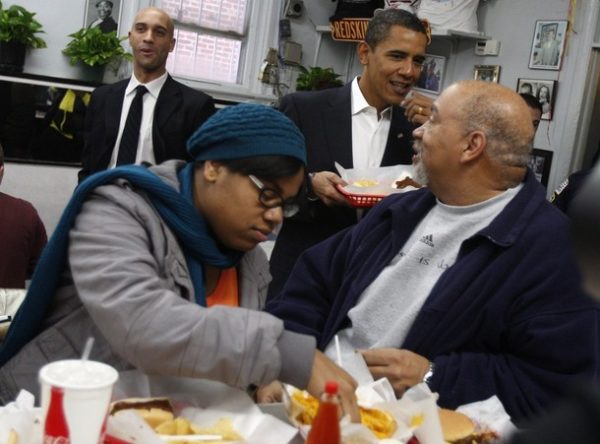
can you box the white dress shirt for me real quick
[109,72,169,168]
[350,77,392,169]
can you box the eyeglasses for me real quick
[248,175,300,218]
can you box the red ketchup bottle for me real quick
[44,386,70,444]
[305,381,341,444]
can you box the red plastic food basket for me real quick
[337,185,387,208]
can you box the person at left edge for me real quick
[0,142,47,289]
[78,7,215,182]
[0,104,360,421]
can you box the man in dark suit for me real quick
[79,6,215,182]
[268,8,430,297]
[89,1,118,34]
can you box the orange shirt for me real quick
[206,267,239,307]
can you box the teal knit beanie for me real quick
[187,103,307,165]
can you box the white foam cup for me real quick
[39,359,119,444]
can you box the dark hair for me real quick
[204,155,304,179]
[520,93,543,113]
[365,8,428,48]
[0,142,4,166]
[96,1,113,8]
[537,85,550,100]
[519,83,533,93]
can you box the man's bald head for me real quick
[132,7,175,37]
[129,7,176,81]
[451,80,534,184]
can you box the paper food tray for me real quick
[335,163,419,208]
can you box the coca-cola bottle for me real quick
[44,386,70,444]
[305,381,341,444]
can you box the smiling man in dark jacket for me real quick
[265,80,600,423]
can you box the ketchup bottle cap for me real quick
[324,381,339,395]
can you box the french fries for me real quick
[290,389,397,439]
[110,398,244,443]
[150,415,242,443]
[7,429,17,444]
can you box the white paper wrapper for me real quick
[107,382,299,444]
[340,349,376,386]
[335,162,417,196]
[285,380,438,444]
[395,384,444,444]
[456,395,516,438]
[356,378,396,406]
[0,390,40,444]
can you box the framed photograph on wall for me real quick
[474,65,500,83]
[414,54,446,94]
[85,0,122,34]
[528,148,553,187]
[528,20,568,70]
[516,78,557,120]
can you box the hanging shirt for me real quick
[109,72,169,168]
[351,77,392,169]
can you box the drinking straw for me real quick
[334,334,343,367]
[81,336,95,362]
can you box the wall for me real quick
[2,163,78,236]
[2,0,141,84]
[290,0,596,193]
[455,0,580,192]
[3,0,598,236]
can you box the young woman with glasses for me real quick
[0,104,360,420]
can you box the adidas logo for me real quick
[420,234,434,247]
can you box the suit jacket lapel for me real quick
[381,105,417,166]
[106,82,126,143]
[153,75,181,161]
[325,83,353,168]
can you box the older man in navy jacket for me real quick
[265,80,600,423]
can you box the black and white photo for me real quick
[528,148,553,186]
[85,0,121,34]
[529,20,568,70]
[516,78,557,120]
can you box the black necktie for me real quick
[117,85,148,166]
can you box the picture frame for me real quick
[528,20,568,70]
[473,65,500,83]
[84,0,122,35]
[414,54,446,95]
[528,148,553,187]
[516,78,557,120]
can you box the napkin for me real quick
[339,349,375,386]
[456,395,516,438]
[0,390,40,444]
[395,384,444,444]
[356,378,397,406]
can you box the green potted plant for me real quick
[296,66,344,91]
[63,26,132,82]
[0,0,47,73]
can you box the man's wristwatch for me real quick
[306,172,319,201]
[422,361,435,387]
